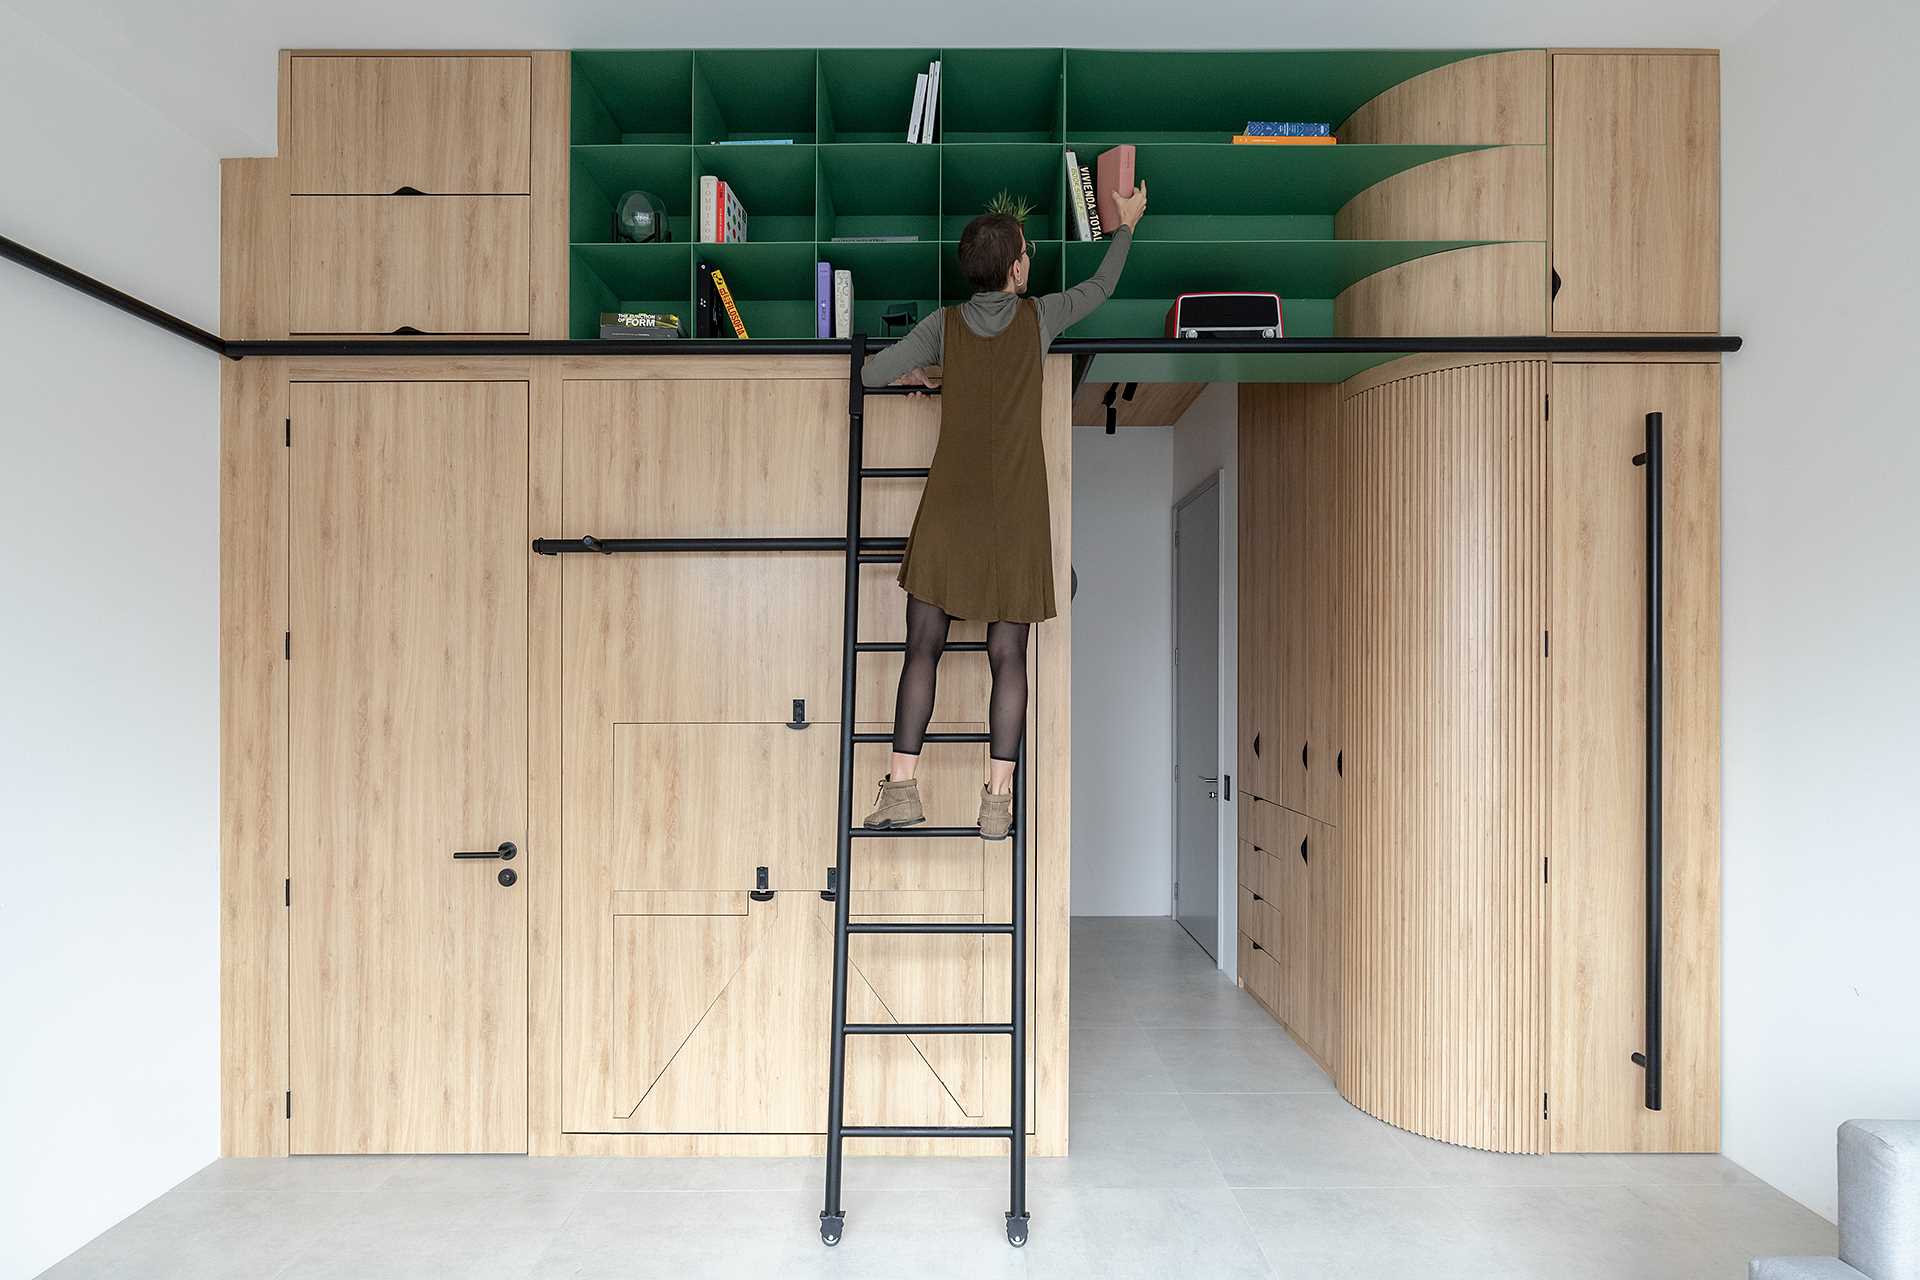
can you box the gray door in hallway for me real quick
[1173,476,1222,957]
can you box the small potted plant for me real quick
[984,189,1034,225]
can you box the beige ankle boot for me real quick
[863,775,925,829]
[978,786,1013,841]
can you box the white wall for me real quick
[1070,426,1175,915]
[0,8,222,1278]
[1720,0,1920,1222]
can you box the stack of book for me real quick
[695,260,750,339]
[1231,121,1335,145]
[814,261,855,338]
[698,175,750,242]
[1063,144,1135,241]
[906,59,942,142]
[598,310,683,340]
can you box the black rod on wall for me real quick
[1629,411,1665,1112]
[0,234,229,358]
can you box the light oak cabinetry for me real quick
[1551,53,1720,333]
[289,195,532,334]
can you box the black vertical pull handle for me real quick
[1301,741,1309,770]
[1299,836,1309,865]
[1252,732,1262,758]
[1629,410,1664,1113]
[1336,750,1344,777]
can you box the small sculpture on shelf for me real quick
[613,190,671,243]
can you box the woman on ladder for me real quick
[859,181,1148,837]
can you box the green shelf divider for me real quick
[939,48,1065,142]
[818,145,940,242]
[571,146,695,244]
[571,242,694,339]
[1064,238,1511,299]
[694,144,818,243]
[941,144,1067,242]
[816,241,942,339]
[693,49,818,144]
[818,48,944,142]
[572,51,695,144]
[697,242,820,339]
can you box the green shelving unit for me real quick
[568,47,1533,379]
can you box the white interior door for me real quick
[1173,478,1222,957]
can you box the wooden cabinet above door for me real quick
[290,195,531,335]
[1551,53,1720,334]
[289,55,532,195]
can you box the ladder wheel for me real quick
[1006,1214,1030,1248]
[820,1215,844,1247]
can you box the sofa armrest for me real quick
[1839,1119,1920,1280]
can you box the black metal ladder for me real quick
[819,335,1031,1250]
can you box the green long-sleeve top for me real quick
[859,225,1133,388]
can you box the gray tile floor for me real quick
[41,917,1835,1279]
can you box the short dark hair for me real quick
[957,213,1026,292]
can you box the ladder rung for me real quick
[852,825,1008,839]
[864,385,943,398]
[847,921,1015,936]
[858,553,903,564]
[844,1023,1014,1037]
[842,1125,1013,1139]
[859,467,930,479]
[850,731,989,744]
[853,640,989,653]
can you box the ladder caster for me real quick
[1006,1213,1030,1248]
[819,1213,845,1247]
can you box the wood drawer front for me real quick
[290,196,531,335]
[290,55,531,195]
[1239,794,1289,855]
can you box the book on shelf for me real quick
[1244,121,1332,136]
[1095,145,1134,240]
[695,259,719,337]
[907,72,929,142]
[921,59,941,142]
[1077,163,1104,240]
[699,176,750,242]
[832,269,853,340]
[816,261,832,338]
[709,266,749,338]
[1230,134,1337,145]
[599,310,683,339]
[829,234,919,243]
[1063,149,1091,240]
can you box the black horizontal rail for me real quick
[844,1023,1014,1036]
[841,1125,1016,1139]
[846,921,1016,935]
[531,535,906,556]
[860,467,931,478]
[854,640,989,653]
[852,825,1011,839]
[1,234,228,358]
[222,333,1743,358]
[850,731,990,744]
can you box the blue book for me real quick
[1245,121,1332,136]
[816,261,832,338]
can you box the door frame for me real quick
[1170,470,1235,971]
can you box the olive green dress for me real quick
[897,298,1055,623]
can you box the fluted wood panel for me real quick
[1335,358,1549,1154]
[1335,146,1548,242]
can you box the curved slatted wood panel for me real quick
[1338,50,1547,144]
[1335,146,1547,242]
[1335,358,1549,1154]
[1334,243,1547,338]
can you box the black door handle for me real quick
[1302,741,1310,770]
[1252,733,1262,757]
[454,842,517,861]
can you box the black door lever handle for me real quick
[454,842,517,861]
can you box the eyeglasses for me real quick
[1022,242,1036,259]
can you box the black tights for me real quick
[891,595,1029,763]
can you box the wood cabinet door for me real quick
[287,380,529,1153]
[1551,54,1719,333]
[1548,360,1721,1152]
[290,195,531,335]
[289,55,531,195]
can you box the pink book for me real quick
[1096,145,1135,237]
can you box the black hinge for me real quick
[1543,629,1550,657]
[1542,1091,1548,1120]
[285,1091,292,1120]
[284,878,291,907]
[284,418,291,447]
[820,866,839,902]
[785,698,808,730]
[1543,857,1550,885]
[750,866,774,902]
[284,632,290,660]
[1544,395,1549,421]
